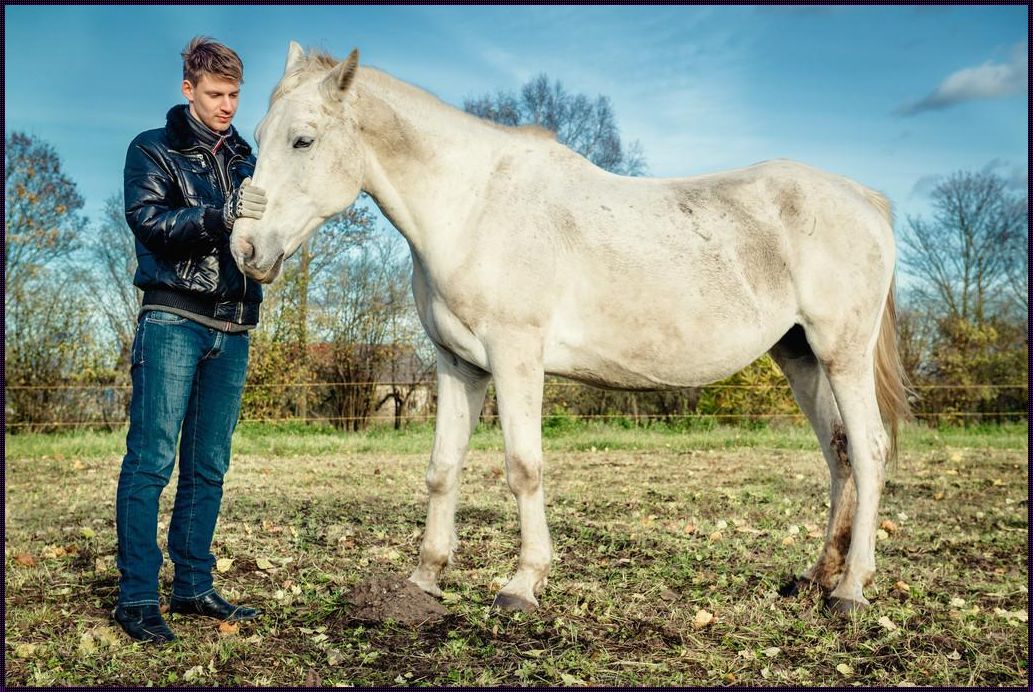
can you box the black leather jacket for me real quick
[124,105,262,326]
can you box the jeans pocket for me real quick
[144,310,188,325]
[131,323,146,366]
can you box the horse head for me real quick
[231,43,364,283]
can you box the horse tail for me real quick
[863,188,912,464]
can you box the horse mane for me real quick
[270,48,558,143]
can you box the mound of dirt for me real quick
[346,575,448,626]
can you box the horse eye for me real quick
[293,137,314,149]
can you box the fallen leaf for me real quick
[993,607,1028,622]
[836,663,853,676]
[94,626,122,648]
[724,673,737,684]
[762,646,781,658]
[880,520,898,534]
[787,525,800,535]
[79,633,97,655]
[708,531,723,542]
[683,522,696,534]
[255,557,275,570]
[14,643,37,658]
[933,491,945,501]
[876,529,889,540]
[184,665,205,682]
[782,536,796,546]
[894,580,910,593]
[560,673,587,685]
[949,597,966,608]
[218,621,239,636]
[80,527,96,539]
[693,609,715,628]
[15,553,35,567]
[216,557,234,573]
[878,616,898,632]
[41,545,66,559]
[715,519,728,530]
[946,650,962,661]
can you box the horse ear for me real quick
[285,41,305,74]
[321,49,359,102]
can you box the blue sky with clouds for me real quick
[5,4,1027,229]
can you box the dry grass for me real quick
[4,424,1028,686]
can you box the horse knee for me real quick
[425,457,462,495]
[505,452,542,495]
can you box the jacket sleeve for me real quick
[123,137,228,259]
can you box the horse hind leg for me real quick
[798,310,891,614]
[821,355,889,614]
[770,328,855,595]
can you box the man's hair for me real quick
[181,36,244,85]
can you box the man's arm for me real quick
[123,138,227,259]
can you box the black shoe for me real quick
[169,591,262,621]
[112,604,176,644]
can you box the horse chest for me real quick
[412,263,490,369]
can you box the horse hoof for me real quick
[825,596,868,616]
[407,576,442,598]
[492,592,537,613]
[778,576,818,597]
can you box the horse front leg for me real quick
[489,345,550,612]
[408,351,489,597]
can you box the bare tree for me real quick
[84,193,141,367]
[900,170,1027,323]
[5,131,87,295]
[465,74,647,176]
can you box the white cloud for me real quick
[897,41,1028,115]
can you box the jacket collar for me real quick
[165,104,252,158]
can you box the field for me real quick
[4,422,1029,686]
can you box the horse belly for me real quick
[545,264,796,389]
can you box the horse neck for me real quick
[355,70,500,259]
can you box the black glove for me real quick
[221,177,267,231]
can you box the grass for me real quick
[4,422,1028,686]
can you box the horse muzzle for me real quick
[230,229,285,284]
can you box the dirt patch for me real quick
[345,575,448,626]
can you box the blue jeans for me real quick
[115,310,250,607]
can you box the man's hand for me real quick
[221,177,267,231]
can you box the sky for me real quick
[5,4,1028,230]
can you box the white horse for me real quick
[232,44,911,615]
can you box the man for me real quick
[114,36,267,644]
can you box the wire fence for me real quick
[4,381,1027,431]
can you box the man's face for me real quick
[182,73,240,132]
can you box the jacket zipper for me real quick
[182,146,250,321]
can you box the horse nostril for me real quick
[237,237,255,262]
